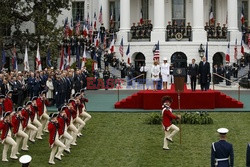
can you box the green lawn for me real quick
[0,112,250,167]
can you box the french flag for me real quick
[225,43,230,62]
[241,5,245,24]
[140,8,143,24]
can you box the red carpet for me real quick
[114,85,244,110]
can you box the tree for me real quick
[0,0,70,69]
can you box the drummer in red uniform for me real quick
[161,96,181,150]
[3,90,14,113]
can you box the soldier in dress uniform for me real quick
[103,67,111,90]
[172,21,178,36]
[0,112,18,161]
[222,24,227,38]
[216,23,222,38]
[204,22,209,31]
[247,143,250,167]
[136,22,142,39]
[211,128,234,167]
[48,113,66,165]
[210,25,215,38]
[161,96,181,150]
[79,89,91,124]
[180,22,185,35]
[131,23,137,39]
[186,22,192,41]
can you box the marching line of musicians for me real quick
[0,88,91,165]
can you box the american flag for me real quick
[99,6,103,24]
[153,41,160,60]
[75,15,81,36]
[119,38,124,57]
[234,39,238,60]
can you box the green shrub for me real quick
[145,111,213,125]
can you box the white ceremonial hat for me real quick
[163,57,167,61]
[217,128,229,134]
[19,155,32,164]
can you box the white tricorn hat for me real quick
[217,128,229,134]
[19,155,32,165]
[163,57,167,61]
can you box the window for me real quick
[141,0,149,21]
[172,0,185,26]
[72,1,85,23]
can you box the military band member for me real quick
[247,143,250,167]
[216,23,222,38]
[36,90,50,134]
[65,100,78,146]
[48,113,66,165]
[161,96,181,150]
[211,128,234,167]
[3,90,14,113]
[0,112,18,161]
[12,107,29,153]
[21,101,38,143]
[180,22,185,35]
[210,25,215,37]
[30,97,43,140]
[172,21,178,36]
[55,106,73,160]
[79,89,91,124]
[222,24,227,38]
[136,22,142,39]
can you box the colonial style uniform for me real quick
[11,107,29,153]
[19,155,32,166]
[36,91,50,134]
[211,128,234,167]
[30,97,43,140]
[0,112,18,161]
[79,90,91,124]
[55,106,73,160]
[0,94,5,120]
[162,103,179,150]
[21,103,38,143]
[48,113,66,165]
[73,94,86,137]
[3,90,14,113]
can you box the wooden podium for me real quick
[173,68,186,92]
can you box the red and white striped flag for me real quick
[119,38,124,57]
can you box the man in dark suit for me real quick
[199,56,210,91]
[188,59,199,91]
[247,143,250,167]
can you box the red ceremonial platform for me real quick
[114,84,244,110]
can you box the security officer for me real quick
[247,143,250,167]
[211,128,234,167]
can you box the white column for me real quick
[151,0,165,42]
[192,0,206,42]
[227,0,241,42]
[117,0,130,43]
[101,0,109,29]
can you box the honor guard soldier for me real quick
[0,94,5,120]
[19,155,32,167]
[166,21,172,40]
[204,22,209,31]
[211,128,234,167]
[247,143,250,167]
[186,22,192,41]
[48,113,66,165]
[172,21,178,36]
[136,22,142,39]
[180,22,185,35]
[161,96,181,150]
[12,107,29,153]
[222,24,227,38]
[73,93,86,137]
[3,90,14,113]
[56,106,73,158]
[210,25,215,38]
[216,23,222,38]
[0,112,18,161]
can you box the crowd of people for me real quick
[130,20,153,39]
[204,22,228,39]
[0,85,91,164]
